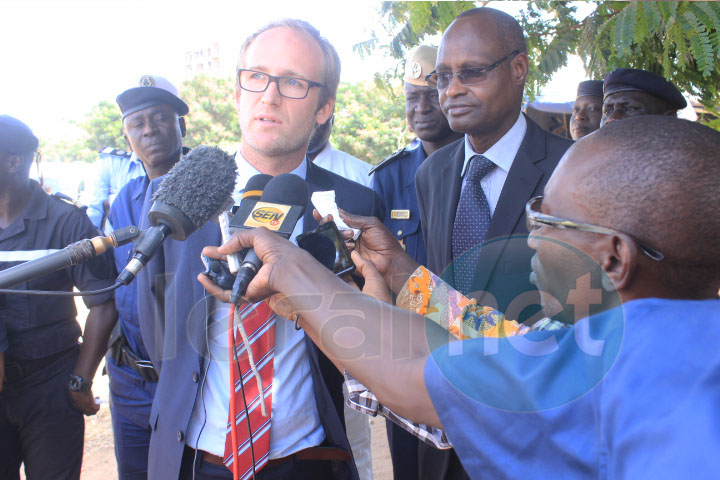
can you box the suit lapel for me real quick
[486,117,546,241]
[472,116,547,293]
[303,161,334,233]
[440,143,465,269]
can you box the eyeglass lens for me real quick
[238,70,311,99]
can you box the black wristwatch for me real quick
[67,374,92,393]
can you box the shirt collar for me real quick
[233,152,308,203]
[129,152,143,166]
[131,176,150,202]
[461,112,527,178]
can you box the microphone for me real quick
[117,146,237,285]
[228,173,310,304]
[218,174,272,274]
[0,226,139,289]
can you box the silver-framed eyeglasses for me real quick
[525,196,664,261]
[237,69,325,99]
[425,50,520,89]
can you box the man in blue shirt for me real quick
[87,147,145,232]
[204,114,720,479]
[106,75,188,479]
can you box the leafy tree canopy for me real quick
[356,1,720,110]
[179,74,241,150]
[332,81,413,164]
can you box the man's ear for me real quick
[7,153,28,174]
[179,117,187,138]
[234,81,241,109]
[315,98,334,126]
[123,133,132,152]
[512,52,530,86]
[599,234,637,292]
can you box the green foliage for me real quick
[179,75,241,150]
[332,81,413,164]
[353,1,474,60]
[79,100,126,153]
[363,1,720,117]
[41,100,125,163]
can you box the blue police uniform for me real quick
[371,142,428,266]
[0,180,116,479]
[87,148,145,231]
[371,141,428,480]
[105,175,158,479]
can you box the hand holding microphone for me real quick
[227,173,309,304]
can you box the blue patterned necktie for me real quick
[452,155,496,292]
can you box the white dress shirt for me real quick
[312,142,373,188]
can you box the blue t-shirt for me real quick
[425,298,720,479]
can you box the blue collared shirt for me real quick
[107,175,151,360]
[87,152,145,230]
[425,298,720,478]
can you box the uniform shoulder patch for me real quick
[369,147,410,175]
[98,146,132,159]
[51,192,84,210]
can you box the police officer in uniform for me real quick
[601,68,687,126]
[370,45,462,480]
[87,146,145,232]
[0,115,118,479]
[106,75,188,479]
[569,80,603,140]
[371,45,462,268]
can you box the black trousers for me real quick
[0,349,84,480]
[386,421,419,480]
[179,446,336,480]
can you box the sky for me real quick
[0,0,590,142]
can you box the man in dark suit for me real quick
[415,7,573,479]
[137,19,383,480]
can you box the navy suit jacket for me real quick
[137,160,384,480]
[415,114,572,480]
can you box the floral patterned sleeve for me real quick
[396,265,530,339]
[344,266,538,448]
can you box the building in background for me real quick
[184,42,227,78]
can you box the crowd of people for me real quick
[1,6,718,480]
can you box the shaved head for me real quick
[560,116,720,293]
[455,7,527,54]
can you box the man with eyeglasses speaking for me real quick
[413,8,573,480]
[137,19,383,480]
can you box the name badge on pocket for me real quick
[391,209,410,220]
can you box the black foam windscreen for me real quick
[260,173,310,217]
[152,146,237,230]
[242,174,273,201]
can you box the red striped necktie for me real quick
[223,301,276,480]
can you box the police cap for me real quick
[404,45,437,87]
[116,75,189,120]
[603,68,686,110]
[576,80,603,99]
[0,115,39,155]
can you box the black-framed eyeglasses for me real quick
[425,50,520,89]
[525,196,664,261]
[237,69,325,100]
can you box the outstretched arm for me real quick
[198,227,443,427]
